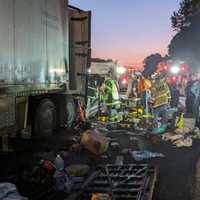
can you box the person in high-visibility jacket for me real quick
[126,73,139,98]
[101,78,121,108]
[101,78,121,121]
[138,76,152,117]
[151,77,171,134]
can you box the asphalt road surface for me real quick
[1,128,200,200]
[107,130,200,200]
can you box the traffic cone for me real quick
[176,113,185,129]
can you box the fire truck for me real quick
[158,60,189,83]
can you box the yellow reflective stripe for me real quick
[142,114,154,118]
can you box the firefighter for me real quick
[191,77,200,128]
[151,75,171,134]
[126,73,139,98]
[101,70,121,121]
[138,75,152,116]
[186,74,197,114]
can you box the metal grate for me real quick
[82,164,157,200]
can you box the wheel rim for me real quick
[40,107,55,131]
[35,100,56,137]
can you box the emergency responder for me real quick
[138,75,152,116]
[186,74,197,114]
[191,76,200,128]
[169,82,180,108]
[101,69,121,121]
[151,75,171,134]
[126,73,138,98]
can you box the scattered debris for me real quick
[81,130,109,155]
[53,154,73,192]
[173,137,193,147]
[129,136,138,141]
[66,164,90,177]
[125,131,146,136]
[95,127,109,135]
[115,156,124,165]
[54,154,64,171]
[174,128,191,135]
[121,148,129,155]
[191,128,200,139]
[161,127,200,148]
[130,150,164,161]
[53,170,73,193]
[110,141,120,150]
[42,160,55,171]
[162,132,183,142]
[91,193,111,200]
[0,183,28,200]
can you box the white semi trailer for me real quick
[0,0,91,150]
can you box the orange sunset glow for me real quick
[70,0,180,70]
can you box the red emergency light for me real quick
[181,65,187,71]
[181,66,185,71]
[158,62,168,72]
[180,64,188,72]
[171,75,177,81]
[163,65,168,70]
[121,77,128,84]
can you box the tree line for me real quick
[143,0,200,76]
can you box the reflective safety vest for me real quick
[101,79,121,107]
[138,78,152,94]
[151,80,171,108]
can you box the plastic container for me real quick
[53,171,73,192]
[81,130,109,155]
[54,154,64,171]
[115,156,124,165]
[130,150,164,161]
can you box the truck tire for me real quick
[66,96,76,127]
[34,99,56,138]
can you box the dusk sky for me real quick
[69,0,180,68]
